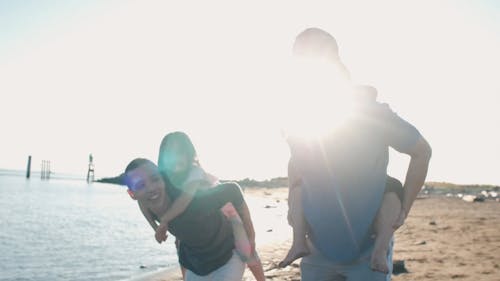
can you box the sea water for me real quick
[0,174,178,281]
[0,174,290,281]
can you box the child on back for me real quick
[123,158,253,280]
[155,132,265,281]
[281,152,403,274]
[280,85,405,274]
[279,28,404,274]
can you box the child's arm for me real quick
[139,202,159,232]
[155,181,205,243]
[159,166,213,224]
[159,180,204,224]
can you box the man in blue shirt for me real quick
[286,28,432,281]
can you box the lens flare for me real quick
[281,59,354,141]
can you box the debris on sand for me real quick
[462,195,485,202]
[393,260,409,275]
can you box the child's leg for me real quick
[279,183,309,268]
[371,191,401,273]
[247,253,266,281]
[221,203,253,260]
[221,203,266,280]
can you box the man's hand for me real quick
[155,221,168,243]
[393,209,407,230]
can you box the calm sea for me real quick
[0,173,290,281]
[0,174,178,281]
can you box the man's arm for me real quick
[288,157,302,192]
[395,136,432,228]
[234,201,256,250]
[401,136,432,215]
[139,202,159,232]
[376,103,432,228]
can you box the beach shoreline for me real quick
[128,266,182,281]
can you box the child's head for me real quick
[157,131,198,176]
[124,158,167,205]
[293,27,340,62]
[293,27,350,80]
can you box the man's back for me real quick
[290,101,421,262]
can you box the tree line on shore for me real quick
[97,175,499,191]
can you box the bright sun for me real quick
[280,59,354,140]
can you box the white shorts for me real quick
[185,250,245,281]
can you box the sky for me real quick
[0,0,499,184]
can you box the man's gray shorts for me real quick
[301,238,393,281]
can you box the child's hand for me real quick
[155,222,168,243]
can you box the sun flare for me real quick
[280,59,354,140]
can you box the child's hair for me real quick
[123,158,156,188]
[157,132,199,186]
[158,132,198,169]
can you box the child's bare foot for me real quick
[279,243,310,268]
[370,249,389,274]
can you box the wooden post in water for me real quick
[26,156,32,179]
[41,160,45,179]
[41,160,51,180]
[87,154,95,183]
[41,160,46,180]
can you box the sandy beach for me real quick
[139,187,500,281]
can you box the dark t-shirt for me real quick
[163,182,244,276]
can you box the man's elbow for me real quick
[421,138,432,160]
[411,137,432,160]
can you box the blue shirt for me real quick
[289,101,421,263]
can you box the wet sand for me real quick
[141,187,500,280]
